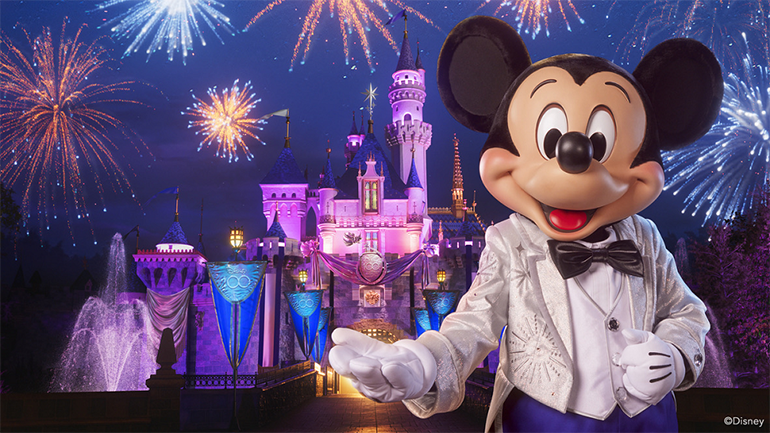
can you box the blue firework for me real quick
[96,0,236,65]
[663,34,769,224]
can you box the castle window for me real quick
[282,193,286,198]
[272,193,276,198]
[365,231,379,251]
[404,113,412,122]
[292,192,296,198]
[364,180,378,213]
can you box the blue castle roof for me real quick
[396,34,416,72]
[430,213,487,242]
[319,157,337,189]
[160,221,189,244]
[265,217,287,241]
[348,114,360,136]
[405,156,422,189]
[415,49,423,70]
[261,146,307,185]
[336,131,407,199]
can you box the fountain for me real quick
[694,308,734,388]
[50,233,157,392]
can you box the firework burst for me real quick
[479,0,585,39]
[96,0,236,65]
[184,80,268,163]
[663,34,769,225]
[0,23,149,245]
[612,0,769,70]
[244,0,437,73]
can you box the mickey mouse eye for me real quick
[586,107,615,163]
[536,105,567,160]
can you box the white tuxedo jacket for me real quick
[404,214,709,432]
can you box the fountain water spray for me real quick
[51,233,157,392]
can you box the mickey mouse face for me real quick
[480,66,663,240]
[438,16,722,241]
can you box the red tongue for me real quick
[549,209,588,231]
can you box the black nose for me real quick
[556,132,593,174]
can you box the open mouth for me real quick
[540,203,597,232]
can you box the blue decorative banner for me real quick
[413,308,431,336]
[423,290,461,331]
[208,261,267,369]
[285,290,325,359]
[312,308,331,364]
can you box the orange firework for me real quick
[184,80,268,163]
[481,0,585,38]
[244,0,437,73]
[0,22,149,245]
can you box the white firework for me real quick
[664,33,769,225]
[97,0,236,65]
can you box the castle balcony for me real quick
[388,88,426,105]
[319,214,336,224]
[388,79,425,93]
[407,213,423,224]
[337,216,406,228]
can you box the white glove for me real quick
[328,328,437,403]
[620,329,685,405]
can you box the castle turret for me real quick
[260,116,308,241]
[318,148,338,252]
[384,30,432,210]
[344,113,362,169]
[405,149,425,251]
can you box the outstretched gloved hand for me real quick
[329,328,437,403]
[620,329,685,405]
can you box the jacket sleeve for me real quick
[403,224,511,418]
[641,217,710,390]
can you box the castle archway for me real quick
[346,319,407,343]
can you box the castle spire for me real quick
[451,134,465,219]
[395,25,416,72]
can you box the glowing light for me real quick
[663,35,769,225]
[96,0,236,65]
[0,22,149,242]
[184,80,269,163]
[244,0,437,73]
[479,0,585,39]
[612,0,769,70]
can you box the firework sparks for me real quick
[96,0,236,65]
[244,0,437,73]
[664,34,769,225]
[184,80,268,163]
[0,23,149,245]
[612,0,769,70]
[479,0,585,39]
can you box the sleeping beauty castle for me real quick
[132,28,491,378]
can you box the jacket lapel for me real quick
[614,218,649,330]
[512,215,574,369]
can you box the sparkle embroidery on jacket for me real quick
[510,313,565,384]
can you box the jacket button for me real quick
[616,387,628,401]
[694,353,703,368]
[607,317,620,332]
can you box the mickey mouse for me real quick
[330,16,721,432]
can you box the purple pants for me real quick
[502,389,678,432]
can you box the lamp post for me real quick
[230,226,244,259]
[298,269,308,291]
[437,269,446,290]
[228,226,243,431]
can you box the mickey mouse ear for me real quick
[437,16,532,133]
[633,38,723,151]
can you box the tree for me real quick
[1,183,22,242]
[688,189,770,387]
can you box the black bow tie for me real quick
[547,239,644,280]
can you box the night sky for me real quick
[1,1,756,264]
